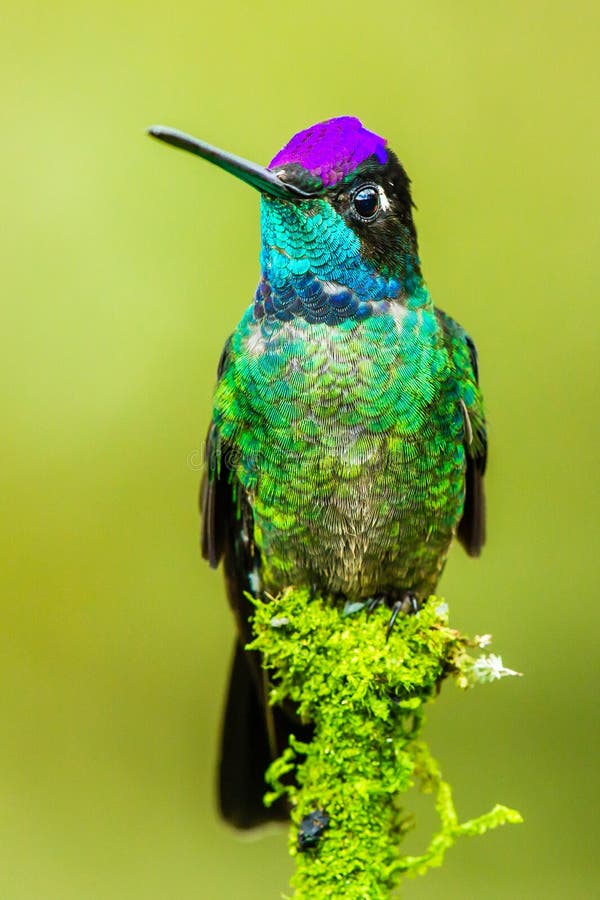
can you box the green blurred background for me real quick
[2,1,598,897]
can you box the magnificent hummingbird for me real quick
[148,117,487,829]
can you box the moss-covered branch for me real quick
[248,589,521,898]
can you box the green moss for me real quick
[248,589,522,898]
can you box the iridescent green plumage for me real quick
[211,285,484,601]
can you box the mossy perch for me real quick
[248,589,521,898]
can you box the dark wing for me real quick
[200,420,258,642]
[199,337,311,828]
[457,333,487,556]
[436,309,487,557]
[200,336,233,570]
[200,337,258,640]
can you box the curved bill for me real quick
[148,125,317,200]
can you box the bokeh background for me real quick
[2,1,598,897]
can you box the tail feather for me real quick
[218,642,289,829]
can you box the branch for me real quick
[248,589,522,898]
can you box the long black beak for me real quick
[148,125,317,200]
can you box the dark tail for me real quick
[218,642,291,829]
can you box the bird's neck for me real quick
[254,242,426,324]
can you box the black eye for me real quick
[352,185,380,221]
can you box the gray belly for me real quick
[255,433,463,600]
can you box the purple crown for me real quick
[268,116,388,188]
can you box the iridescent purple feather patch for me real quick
[269,116,387,188]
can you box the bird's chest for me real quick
[215,311,464,592]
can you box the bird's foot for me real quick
[386,592,420,640]
[365,591,421,640]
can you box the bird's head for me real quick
[149,117,422,322]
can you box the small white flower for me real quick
[475,633,493,648]
[472,654,522,683]
[270,616,289,629]
[435,602,449,617]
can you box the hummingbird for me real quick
[149,116,487,829]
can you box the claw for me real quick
[386,601,403,640]
[405,593,420,615]
[385,592,420,641]
[366,595,384,616]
